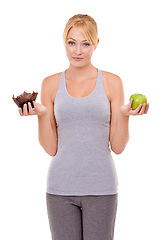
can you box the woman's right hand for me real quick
[18,101,48,117]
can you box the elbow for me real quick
[39,139,57,157]
[111,136,129,155]
[48,151,57,157]
[44,147,57,157]
[111,147,125,155]
[48,144,58,157]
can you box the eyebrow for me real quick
[67,38,89,42]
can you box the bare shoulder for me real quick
[42,72,62,89]
[101,70,123,101]
[101,70,123,87]
[41,72,62,102]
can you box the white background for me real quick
[1,0,164,239]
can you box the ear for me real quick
[94,38,99,50]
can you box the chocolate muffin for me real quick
[12,91,38,111]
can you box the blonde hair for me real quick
[63,14,98,46]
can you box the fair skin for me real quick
[19,25,149,156]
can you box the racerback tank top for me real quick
[46,68,118,196]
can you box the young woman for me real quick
[19,14,149,240]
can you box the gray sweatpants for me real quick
[46,193,118,240]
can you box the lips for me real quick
[73,57,83,61]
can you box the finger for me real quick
[23,103,28,116]
[128,99,133,111]
[33,101,39,113]
[28,102,35,115]
[144,103,149,114]
[18,107,23,116]
[133,104,143,115]
[138,103,146,115]
[32,101,37,110]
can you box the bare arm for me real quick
[37,77,58,156]
[19,77,58,156]
[109,75,129,154]
[109,75,149,155]
[37,112,58,157]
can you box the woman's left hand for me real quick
[120,99,149,116]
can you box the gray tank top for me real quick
[46,69,118,196]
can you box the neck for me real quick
[66,63,97,82]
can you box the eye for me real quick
[83,43,90,47]
[68,41,75,46]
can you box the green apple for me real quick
[129,93,147,110]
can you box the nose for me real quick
[75,44,82,55]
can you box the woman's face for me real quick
[65,26,97,68]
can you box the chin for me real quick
[70,60,89,68]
